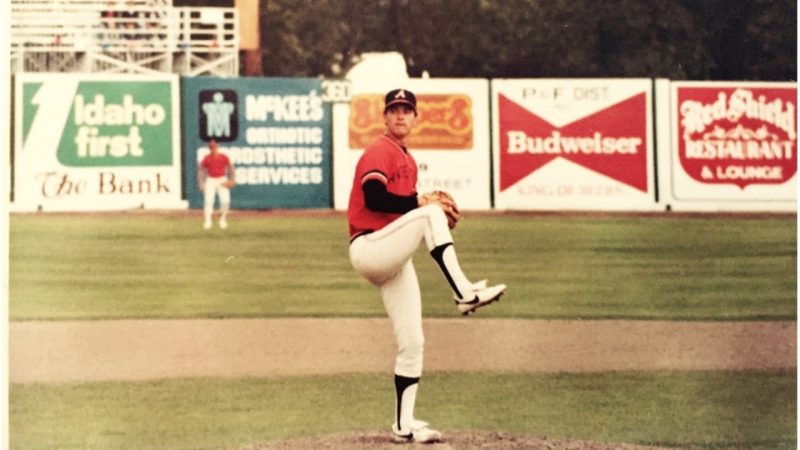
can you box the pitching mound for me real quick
[238,430,671,450]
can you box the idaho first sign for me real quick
[492,79,658,211]
[667,81,796,210]
[12,74,184,211]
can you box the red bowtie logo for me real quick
[498,93,649,192]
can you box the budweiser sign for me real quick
[499,93,648,192]
[677,86,797,189]
[349,93,473,149]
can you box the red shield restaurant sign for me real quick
[676,84,797,189]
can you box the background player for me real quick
[347,88,506,444]
[198,139,236,229]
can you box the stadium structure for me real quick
[10,0,239,76]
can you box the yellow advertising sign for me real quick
[349,94,473,149]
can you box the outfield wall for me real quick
[8,75,797,213]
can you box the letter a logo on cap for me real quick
[384,88,417,113]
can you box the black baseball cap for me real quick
[384,88,417,113]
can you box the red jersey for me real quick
[348,135,418,238]
[200,152,231,178]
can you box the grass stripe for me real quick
[9,370,796,450]
[9,212,796,321]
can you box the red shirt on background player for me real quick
[199,139,233,179]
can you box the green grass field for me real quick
[8,211,798,449]
[8,211,797,320]
[10,371,796,450]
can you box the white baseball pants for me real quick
[203,176,230,221]
[349,205,472,377]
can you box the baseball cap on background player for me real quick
[384,89,417,114]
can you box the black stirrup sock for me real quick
[394,374,420,431]
[430,242,463,299]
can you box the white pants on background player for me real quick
[203,176,231,229]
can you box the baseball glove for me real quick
[420,190,460,229]
[222,179,236,189]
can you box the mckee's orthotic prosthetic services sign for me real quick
[182,77,332,209]
[12,74,184,211]
[666,82,796,211]
[492,79,658,211]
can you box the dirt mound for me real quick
[237,430,673,450]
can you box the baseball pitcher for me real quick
[347,88,506,443]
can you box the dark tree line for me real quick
[183,0,797,80]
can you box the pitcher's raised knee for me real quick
[418,204,448,224]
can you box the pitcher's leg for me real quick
[352,205,474,297]
[380,260,423,432]
[381,260,424,378]
[350,209,429,285]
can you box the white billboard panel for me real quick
[664,81,796,212]
[332,78,491,211]
[492,79,659,211]
[12,74,185,212]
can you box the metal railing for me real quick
[11,0,239,75]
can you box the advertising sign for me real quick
[333,78,491,210]
[12,74,184,211]
[348,93,474,150]
[492,79,658,211]
[182,77,332,209]
[667,82,796,210]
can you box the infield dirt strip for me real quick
[9,319,796,383]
